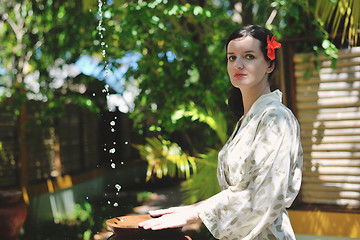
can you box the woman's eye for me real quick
[228,56,236,61]
[245,54,255,60]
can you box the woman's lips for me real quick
[234,73,246,78]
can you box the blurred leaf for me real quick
[133,136,197,181]
[181,148,221,204]
[315,0,360,45]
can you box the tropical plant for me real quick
[171,102,229,145]
[315,0,360,46]
[181,148,221,204]
[134,102,229,203]
[133,136,197,181]
[172,103,228,203]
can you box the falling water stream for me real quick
[96,0,121,209]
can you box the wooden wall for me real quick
[294,47,360,207]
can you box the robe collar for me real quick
[242,89,282,122]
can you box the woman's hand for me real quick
[138,205,200,230]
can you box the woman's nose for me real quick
[235,59,244,69]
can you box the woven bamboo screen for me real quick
[295,46,360,207]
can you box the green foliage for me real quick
[171,102,228,145]
[103,1,237,138]
[172,103,227,203]
[134,102,228,203]
[268,0,324,51]
[181,149,221,204]
[315,0,360,46]
[136,191,154,202]
[68,202,94,226]
[19,201,98,240]
[0,0,104,124]
[133,136,197,181]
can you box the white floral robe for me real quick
[195,90,303,240]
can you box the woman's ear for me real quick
[266,61,275,74]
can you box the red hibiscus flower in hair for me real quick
[267,35,281,60]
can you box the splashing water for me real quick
[110,120,116,132]
[97,0,110,93]
[115,183,121,195]
[115,184,121,191]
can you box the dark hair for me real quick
[226,25,279,119]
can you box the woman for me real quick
[139,25,303,240]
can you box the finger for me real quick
[138,219,152,228]
[139,216,170,230]
[141,215,187,230]
[138,220,153,229]
[149,208,175,217]
[139,218,163,229]
[150,219,186,230]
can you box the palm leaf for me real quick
[316,0,360,45]
[134,103,228,203]
[181,148,221,204]
[171,102,228,145]
[133,136,197,181]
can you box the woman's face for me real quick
[227,36,274,90]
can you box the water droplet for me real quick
[111,128,115,132]
[92,93,96,96]
[111,163,116,168]
[110,121,115,126]
[124,141,128,145]
[115,184,121,191]
[113,202,118,207]
[109,148,116,154]
[120,162,124,165]
[113,141,116,145]
[107,201,111,204]
[121,217,125,222]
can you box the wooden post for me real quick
[19,103,29,205]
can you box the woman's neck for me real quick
[241,84,271,117]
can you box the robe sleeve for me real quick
[195,109,302,240]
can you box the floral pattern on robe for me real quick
[195,90,303,240]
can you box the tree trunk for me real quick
[229,0,254,25]
[240,0,253,25]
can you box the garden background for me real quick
[0,0,359,239]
